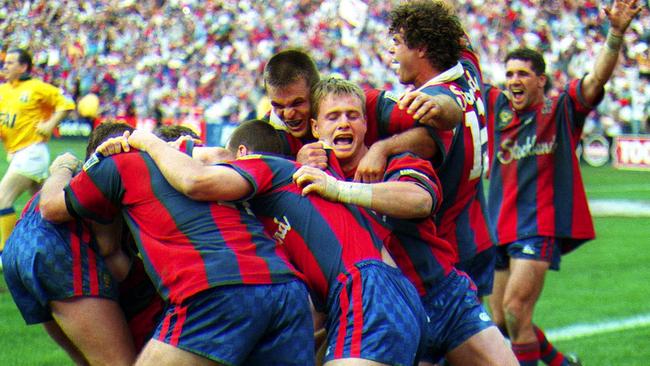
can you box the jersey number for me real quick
[465,111,485,180]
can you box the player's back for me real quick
[65,151,300,304]
[224,154,387,309]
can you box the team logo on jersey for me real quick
[272,216,292,245]
[542,98,553,114]
[19,92,30,103]
[83,153,101,171]
[384,91,400,103]
[498,110,513,130]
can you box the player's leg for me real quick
[136,339,222,366]
[488,269,510,335]
[42,320,89,366]
[50,297,137,366]
[0,170,34,251]
[503,258,549,366]
[445,326,518,366]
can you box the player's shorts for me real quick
[495,236,561,271]
[323,260,427,366]
[456,245,496,297]
[6,142,50,182]
[3,214,118,324]
[153,279,314,366]
[419,269,494,364]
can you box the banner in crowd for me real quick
[613,135,650,171]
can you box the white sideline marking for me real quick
[588,199,650,217]
[586,184,650,194]
[546,313,650,342]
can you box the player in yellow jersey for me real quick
[0,49,75,264]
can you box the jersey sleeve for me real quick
[64,154,123,223]
[383,153,443,214]
[40,82,75,112]
[566,78,603,133]
[220,155,296,199]
[364,88,419,146]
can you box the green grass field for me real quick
[1,139,649,365]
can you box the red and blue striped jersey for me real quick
[485,79,596,251]
[222,154,387,311]
[64,151,300,304]
[334,152,456,297]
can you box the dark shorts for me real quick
[154,279,314,366]
[495,236,562,271]
[456,246,496,297]
[3,219,118,324]
[323,260,427,366]
[420,269,494,364]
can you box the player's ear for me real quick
[310,118,320,139]
[237,144,249,158]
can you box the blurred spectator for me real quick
[0,0,647,135]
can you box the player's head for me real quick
[153,125,200,142]
[227,119,286,158]
[504,48,548,111]
[388,0,463,86]
[3,48,32,82]
[263,49,320,139]
[310,77,367,167]
[85,122,135,160]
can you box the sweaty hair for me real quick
[85,122,134,160]
[505,48,546,76]
[227,119,286,155]
[153,125,200,142]
[263,49,320,90]
[7,48,33,73]
[310,77,366,119]
[388,0,464,71]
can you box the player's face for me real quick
[505,59,546,111]
[2,53,27,82]
[311,93,367,165]
[389,31,419,86]
[267,78,312,138]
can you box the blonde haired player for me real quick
[0,49,74,264]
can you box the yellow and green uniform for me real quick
[0,78,75,154]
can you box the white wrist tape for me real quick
[335,180,373,207]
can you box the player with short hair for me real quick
[39,122,315,366]
[292,77,518,366]
[484,1,642,365]
[119,120,428,366]
[0,48,75,259]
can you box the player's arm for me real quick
[582,0,641,106]
[127,130,253,201]
[293,165,432,219]
[36,110,70,137]
[355,127,437,182]
[39,153,80,223]
[398,91,462,130]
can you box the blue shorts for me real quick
[3,215,118,324]
[420,269,494,364]
[154,279,314,366]
[495,236,562,271]
[456,246,496,297]
[324,260,427,366]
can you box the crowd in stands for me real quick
[1,0,648,136]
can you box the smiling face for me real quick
[267,78,312,138]
[505,59,547,111]
[311,92,367,168]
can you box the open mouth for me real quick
[333,134,354,147]
[284,119,304,130]
[510,89,525,102]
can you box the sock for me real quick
[512,341,540,366]
[535,325,570,366]
[0,208,17,252]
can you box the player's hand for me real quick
[604,0,643,35]
[398,91,442,127]
[292,165,339,201]
[296,141,328,170]
[35,120,56,137]
[49,153,80,175]
[354,142,387,183]
[96,130,131,156]
[127,129,161,152]
[168,135,203,151]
